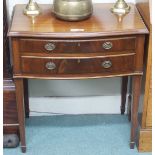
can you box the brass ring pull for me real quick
[102,60,112,69]
[45,62,56,70]
[44,43,56,51]
[102,42,113,50]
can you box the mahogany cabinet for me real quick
[8,4,148,153]
[3,0,29,146]
[3,0,19,135]
[136,0,152,152]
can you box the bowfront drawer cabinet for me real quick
[8,4,148,152]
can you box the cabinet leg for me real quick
[127,94,132,122]
[127,77,132,122]
[14,78,26,153]
[24,79,29,118]
[121,76,128,114]
[130,76,142,149]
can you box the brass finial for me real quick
[111,0,130,14]
[23,0,41,16]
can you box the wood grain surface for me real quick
[19,37,136,54]
[136,0,152,152]
[8,4,148,38]
[21,55,135,75]
[3,80,18,125]
[138,129,152,152]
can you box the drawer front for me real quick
[21,55,135,75]
[20,37,136,54]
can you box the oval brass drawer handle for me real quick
[45,62,56,70]
[44,43,56,51]
[102,60,112,69]
[102,42,113,50]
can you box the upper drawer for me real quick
[19,37,136,54]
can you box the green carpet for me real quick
[4,115,152,155]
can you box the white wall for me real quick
[8,0,135,116]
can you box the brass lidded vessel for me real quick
[53,0,93,21]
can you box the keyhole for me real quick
[78,43,80,47]
[77,59,81,64]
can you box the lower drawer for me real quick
[21,55,135,76]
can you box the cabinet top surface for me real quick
[8,3,148,38]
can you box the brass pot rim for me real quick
[53,0,93,21]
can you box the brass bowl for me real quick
[53,0,93,21]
